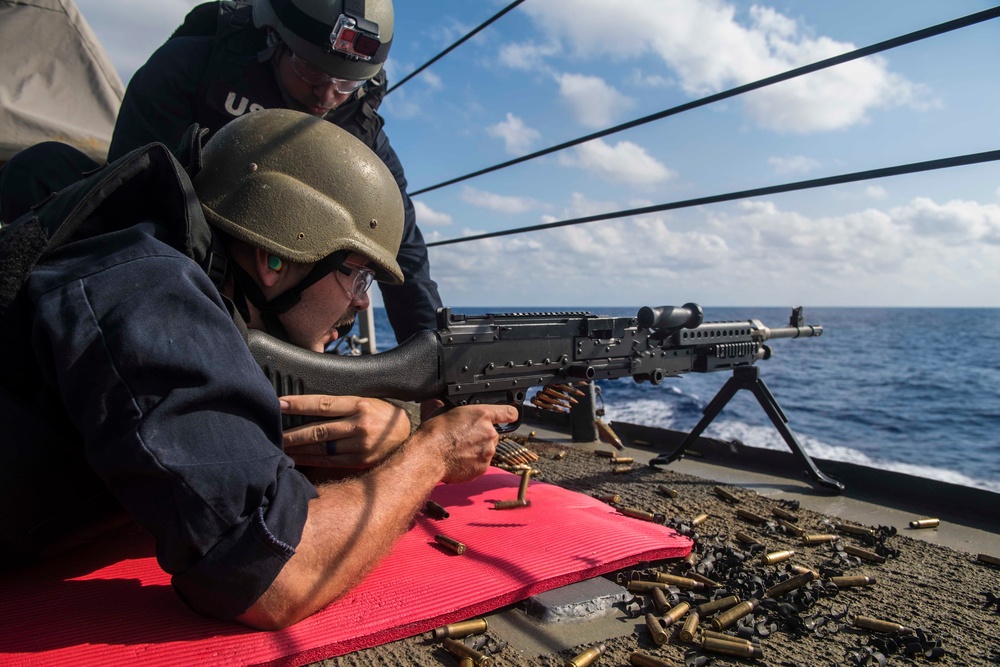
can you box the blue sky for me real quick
[76,0,1000,308]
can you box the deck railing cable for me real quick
[426,149,1000,247]
[410,5,1000,198]
[386,0,528,94]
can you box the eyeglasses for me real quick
[335,260,375,301]
[289,51,366,93]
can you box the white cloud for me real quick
[865,185,888,200]
[460,187,541,214]
[413,201,453,226]
[487,113,542,155]
[498,40,560,71]
[559,139,676,186]
[768,155,820,174]
[515,0,931,134]
[420,71,443,90]
[556,73,634,129]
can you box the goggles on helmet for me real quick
[329,14,381,61]
[334,260,375,301]
[289,51,366,92]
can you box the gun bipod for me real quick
[648,366,844,494]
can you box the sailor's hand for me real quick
[279,395,411,468]
[416,403,520,484]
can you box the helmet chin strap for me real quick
[228,250,351,342]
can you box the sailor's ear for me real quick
[253,248,283,288]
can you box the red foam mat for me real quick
[0,467,691,667]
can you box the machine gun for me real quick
[247,303,843,493]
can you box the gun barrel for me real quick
[761,324,823,340]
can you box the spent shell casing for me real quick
[764,571,815,599]
[802,533,839,545]
[682,550,699,570]
[977,553,1000,567]
[852,615,912,634]
[909,518,940,529]
[734,531,761,546]
[552,450,568,460]
[761,550,795,566]
[836,523,875,537]
[772,507,799,522]
[442,638,494,666]
[662,601,692,627]
[714,486,741,503]
[828,575,876,587]
[435,534,466,555]
[644,612,668,645]
[493,499,530,510]
[788,564,821,578]
[619,507,657,522]
[653,572,705,591]
[736,509,768,524]
[593,493,621,505]
[709,598,759,631]
[611,457,635,464]
[686,571,721,587]
[656,485,679,498]
[517,468,534,501]
[702,636,764,659]
[778,519,805,537]
[651,586,670,613]
[629,652,672,667]
[432,618,489,640]
[460,659,474,667]
[701,630,750,643]
[695,595,741,617]
[594,450,616,458]
[691,513,709,527]
[843,545,886,563]
[679,610,701,643]
[425,500,450,520]
[564,643,606,667]
[627,580,671,595]
[612,465,634,475]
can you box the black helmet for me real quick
[254,0,393,82]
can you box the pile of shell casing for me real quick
[492,437,538,468]
[530,383,586,413]
[430,618,507,665]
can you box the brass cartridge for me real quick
[442,638,494,666]
[629,652,671,667]
[552,450,568,460]
[909,518,940,529]
[701,630,749,643]
[836,523,875,537]
[612,465,634,475]
[627,580,670,595]
[687,572,721,587]
[852,615,913,634]
[764,571,815,599]
[612,457,635,464]
[564,643,606,667]
[594,450,616,458]
[772,507,799,522]
[679,610,701,643]
[593,493,621,505]
[691,513,709,527]
[714,486,741,503]
[644,612,668,645]
[460,659,474,667]
[425,500,449,520]
[734,531,761,546]
[802,533,839,545]
[656,485,679,498]
[828,575,876,587]
[702,636,764,659]
[432,618,489,640]
[493,499,530,510]
[435,534,466,555]
[517,468,534,501]
[682,550,699,570]
[619,507,665,523]
[653,572,706,591]
[662,601,691,627]
[788,564,822,578]
[709,598,759,631]
[695,595,740,617]
[778,519,805,537]
[843,545,886,563]
[978,553,1000,567]
[761,550,795,566]
[650,586,670,613]
[736,509,768,524]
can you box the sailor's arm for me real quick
[236,402,518,630]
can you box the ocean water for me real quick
[364,307,1000,494]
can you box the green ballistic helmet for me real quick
[253,0,394,82]
[194,108,404,284]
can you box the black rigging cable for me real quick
[386,0,528,94]
[410,5,1000,198]
[426,150,1000,247]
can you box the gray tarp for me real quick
[0,0,123,163]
